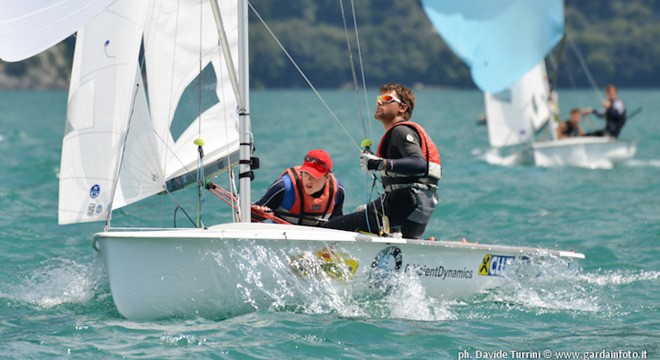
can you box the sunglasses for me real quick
[304,155,331,172]
[377,94,402,105]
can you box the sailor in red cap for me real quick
[253,149,345,226]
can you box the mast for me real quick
[237,0,251,222]
[210,0,251,222]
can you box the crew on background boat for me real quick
[582,84,626,138]
[556,108,585,139]
[323,83,441,239]
[253,149,345,226]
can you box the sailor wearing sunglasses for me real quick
[323,83,441,239]
[253,149,345,226]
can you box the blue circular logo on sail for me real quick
[90,184,100,199]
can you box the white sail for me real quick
[58,0,148,225]
[58,0,240,224]
[0,0,115,62]
[484,63,552,148]
[112,73,163,209]
[143,0,240,190]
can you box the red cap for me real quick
[300,149,332,178]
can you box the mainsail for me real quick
[58,0,240,224]
[420,0,564,93]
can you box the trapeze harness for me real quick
[276,166,338,226]
[376,121,442,228]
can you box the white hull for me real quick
[95,223,584,320]
[532,137,636,169]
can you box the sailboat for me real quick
[421,0,636,169]
[1,0,584,321]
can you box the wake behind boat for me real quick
[1,0,585,320]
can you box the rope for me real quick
[349,0,373,138]
[335,0,388,234]
[206,181,290,224]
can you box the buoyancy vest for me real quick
[277,166,338,226]
[377,121,442,188]
[561,121,580,137]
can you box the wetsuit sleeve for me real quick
[330,182,345,218]
[592,108,606,118]
[254,177,286,209]
[382,126,427,175]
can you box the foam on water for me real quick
[364,271,456,321]
[1,257,105,309]
[577,269,660,287]
[211,243,456,321]
[477,147,527,167]
[624,158,660,168]
[482,254,602,314]
[478,257,660,317]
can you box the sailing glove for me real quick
[360,152,384,172]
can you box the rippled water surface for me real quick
[0,89,657,359]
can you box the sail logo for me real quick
[478,254,515,277]
[90,184,100,199]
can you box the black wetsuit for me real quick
[586,99,626,137]
[322,124,439,239]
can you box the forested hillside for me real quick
[1,0,658,90]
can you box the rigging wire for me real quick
[338,0,387,235]
[349,0,373,138]
[339,0,368,138]
[567,35,602,102]
[248,1,361,152]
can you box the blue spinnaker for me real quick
[421,0,564,93]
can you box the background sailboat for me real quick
[1,0,584,320]
[421,0,636,169]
